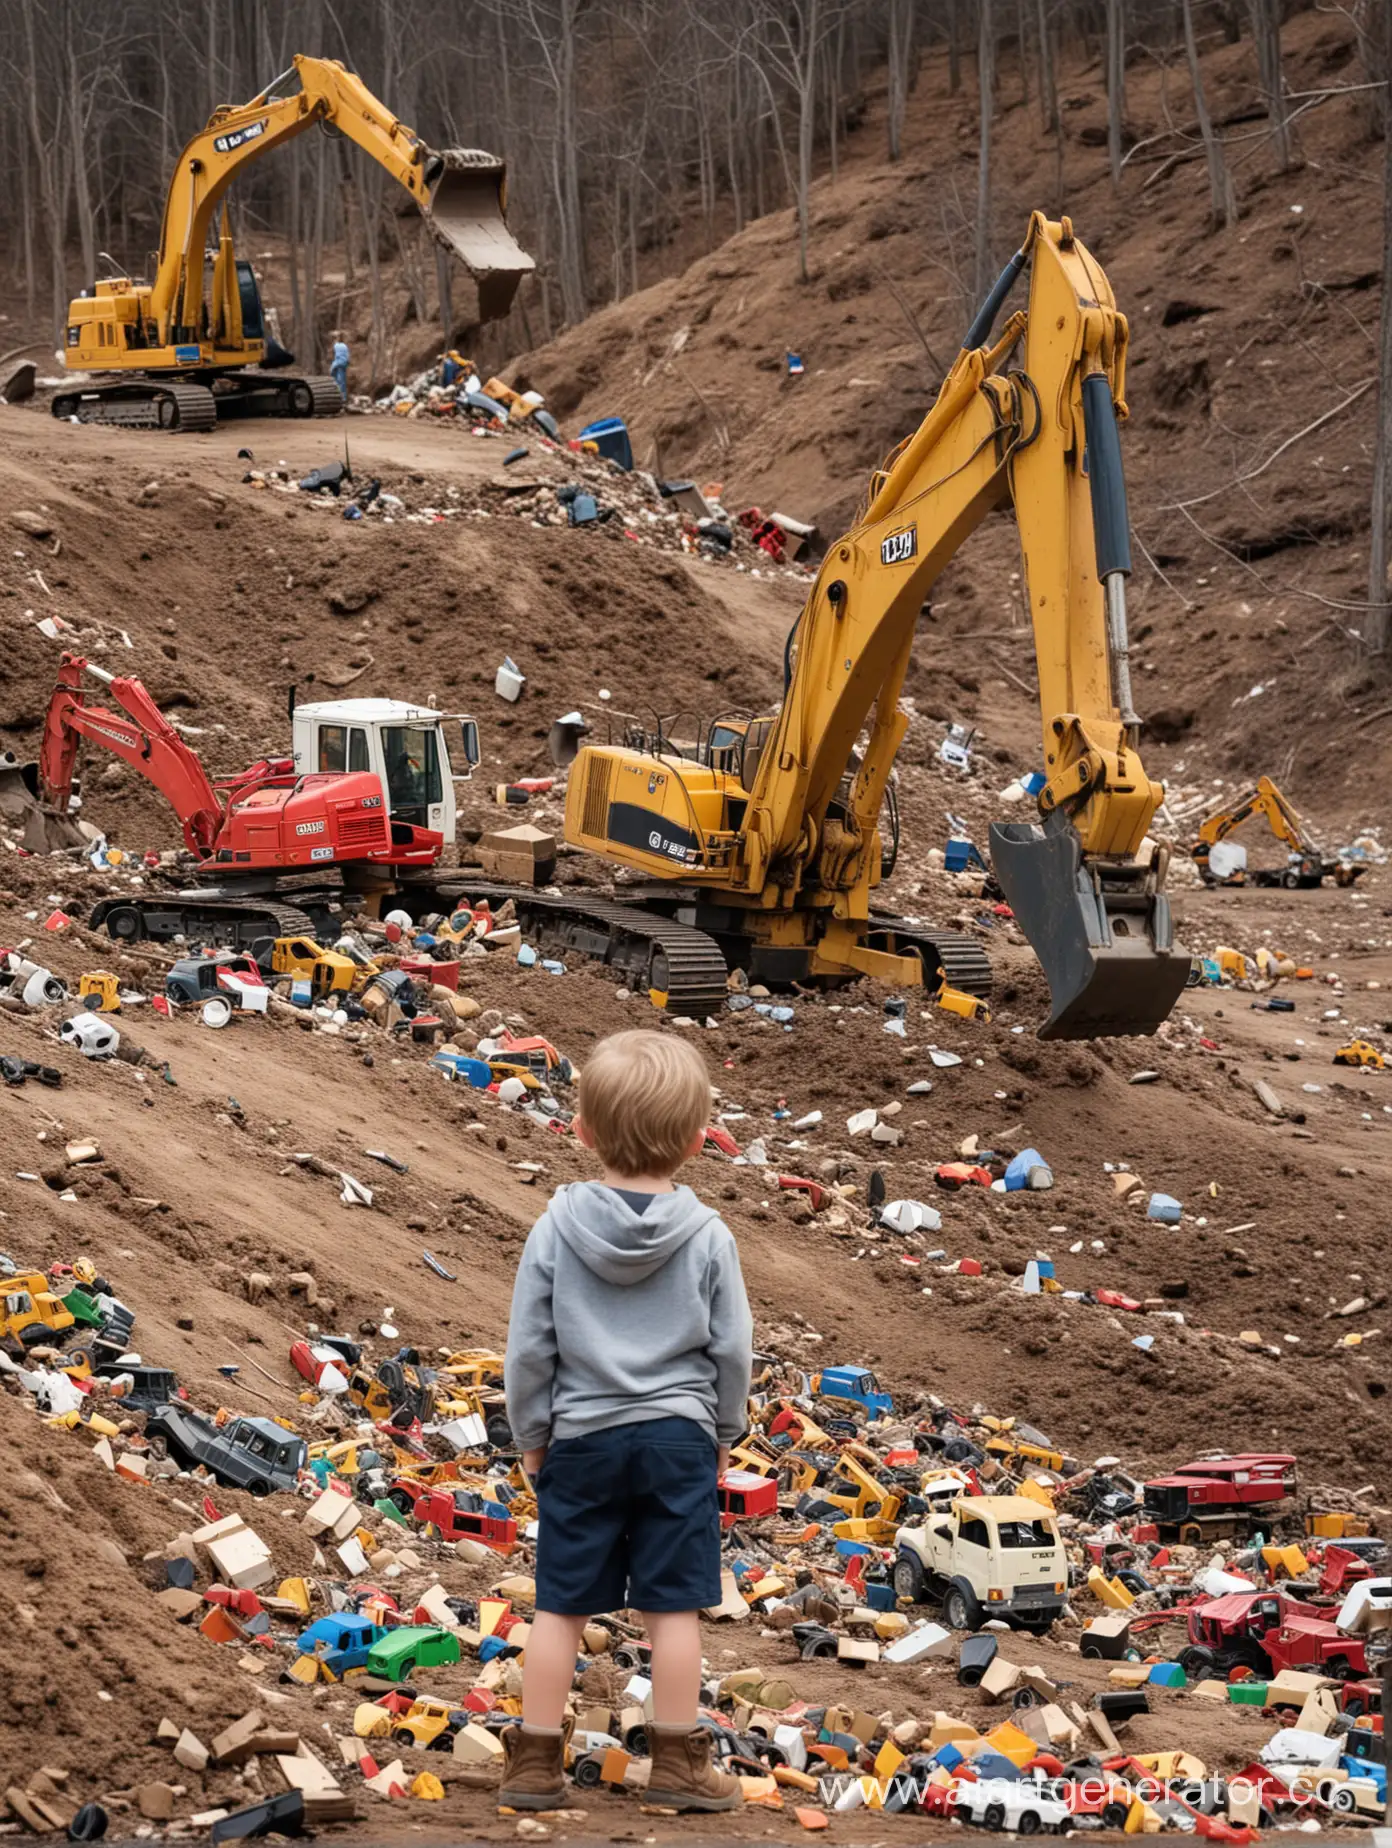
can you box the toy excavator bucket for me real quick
[989,817,1190,1040]
[420,149,536,324]
[0,753,84,854]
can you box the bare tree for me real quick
[886,0,914,162]
[1181,0,1238,229]
[1249,0,1292,171]
[1367,80,1392,652]
[754,0,841,283]
[975,0,996,300]
[1105,0,1125,185]
[1035,0,1058,134]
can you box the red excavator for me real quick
[41,653,398,870]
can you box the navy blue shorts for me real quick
[535,1416,721,1615]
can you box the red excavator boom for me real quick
[39,652,392,868]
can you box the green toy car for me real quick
[364,1625,462,1682]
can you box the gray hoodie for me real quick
[504,1181,754,1450]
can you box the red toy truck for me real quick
[1180,1590,1367,1681]
[388,1478,516,1552]
[719,1470,779,1531]
[1143,1453,1297,1544]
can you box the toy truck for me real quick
[892,1494,1069,1634]
[2,1272,77,1349]
[388,1477,517,1551]
[365,1624,462,1682]
[1142,1453,1297,1544]
[145,1404,306,1495]
[811,1366,893,1419]
[296,1613,389,1678]
[719,1470,779,1530]
[1179,1590,1368,1681]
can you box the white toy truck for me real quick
[891,1494,1069,1635]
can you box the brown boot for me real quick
[645,1724,743,1812]
[498,1724,566,1811]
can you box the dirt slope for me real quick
[508,5,1391,825]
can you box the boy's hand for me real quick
[717,1444,731,1478]
[523,1446,547,1477]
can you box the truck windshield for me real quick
[382,725,443,811]
[996,1520,1058,1548]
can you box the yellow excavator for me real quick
[559,213,1188,1038]
[53,54,533,431]
[1192,776,1360,890]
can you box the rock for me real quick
[243,1271,275,1304]
[99,762,127,790]
[1253,1080,1284,1118]
[11,509,53,538]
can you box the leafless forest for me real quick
[3,0,1392,631]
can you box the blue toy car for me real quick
[296,1613,388,1678]
[812,1367,893,1419]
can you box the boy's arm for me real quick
[708,1233,755,1447]
[504,1220,559,1455]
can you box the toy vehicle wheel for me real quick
[983,1803,1006,1830]
[1282,869,1301,889]
[397,1658,415,1680]
[247,1479,271,1498]
[427,1734,453,1752]
[389,1488,415,1515]
[103,904,145,941]
[1330,1785,1357,1814]
[1102,1803,1130,1830]
[573,1757,603,1790]
[1017,1811,1041,1834]
[944,1582,984,1632]
[1011,1688,1040,1711]
[1178,1645,1216,1678]
[892,1554,926,1601]
[613,1644,643,1670]
[485,1414,513,1448]
[625,1728,649,1757]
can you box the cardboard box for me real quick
[475,824,556,886]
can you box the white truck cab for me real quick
[290,698,480,845]
[893,1494,1069,1634]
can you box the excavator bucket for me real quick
[989,817,1190,1040]
[0,753,84,854]
[420,150,535,324]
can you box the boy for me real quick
[501,1029,754,1812]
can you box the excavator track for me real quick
[417,880,733,1018]
[865,918,994,999]
[211,372,344,420]
[89,893,317,950]
[51,379,217,432]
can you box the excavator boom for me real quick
[563,214,1188,1039]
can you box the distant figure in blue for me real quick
[330,334,350,401]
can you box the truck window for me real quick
[6,1292,32,1316]
[318,724,348,772]
[348,727,369,772]
[383,725,443,809]
[997,1520,1058,1548]
[958,1517,991,1547]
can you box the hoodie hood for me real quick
[548,1182,722,1285]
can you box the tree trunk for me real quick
[948,0,962,94]
[975,0,995,301]
[1366,93,1392,651]
[1106,0,1125,185]
[1250,0,1292,172]
[1182,0,1238,229]
[1035,0,1058,132]
[887,0,913,161]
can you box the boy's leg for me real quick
[639,1609,703,1726]
[521,1612,588,1728]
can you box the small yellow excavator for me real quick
[54,53,533,431]
[1192,777,1361,890]
[560,213,1189,1038]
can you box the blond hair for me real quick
[577,1030,712,1179]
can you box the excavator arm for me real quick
[563,214,1187,1037]
[1197,776,1310,854]
[40,654,225,858]
[145,53,532,346]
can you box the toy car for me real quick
[1179,1590,1367,1681]
[388,1478,517,1551]
[296,1613,389,1678]
[390,1694,470,1750]
[954,1773,1070,1832]
[1142,1453,1296,1543]
[290,1336,362,1387]
[719,1470,779,1530]
[1334,1040,1385,1069]
[810,1366,893,1419]
[365,1625,462,1682]
[145,1405,306,1495]
[893,1495,1069,1634]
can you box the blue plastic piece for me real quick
[971,1750,1022,1782]
[567,492,599,526]
[577,417,633,471]
[431,1050,493,1087]
[945,837,988,873]
[863,1582,897,1613]
[1147,1192,1182,1224]
[932,1742,965,1772]
[478,1635,508,1664]
[1022,771,1047,796]
[834,1539,871,1560]
[1004,1147,1052,1191]
[1149,1661,1185,1688]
